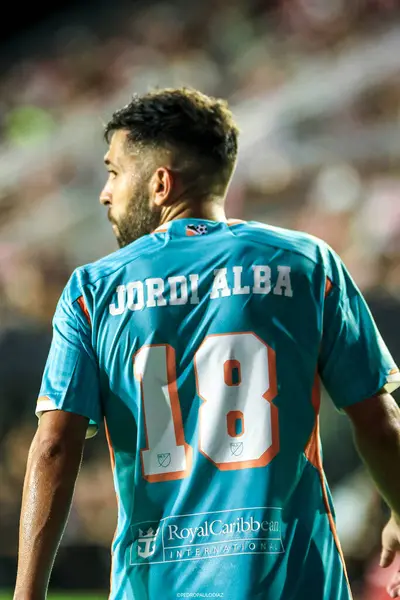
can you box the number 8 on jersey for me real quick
[195,332,279,470]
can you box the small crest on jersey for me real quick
[186,223,208,236]
[157,452,171,467]
[230,442,243,456]
[137,526,159,559]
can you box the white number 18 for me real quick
[133,332,279,483]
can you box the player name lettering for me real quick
[109,264,293,315]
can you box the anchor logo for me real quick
[137,527,159,559]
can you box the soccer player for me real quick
[14,88,400,600]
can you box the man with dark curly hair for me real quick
[14,88,400,600]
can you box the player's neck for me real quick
[159,200,227,225]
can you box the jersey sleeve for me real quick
[318,249,400,410]
[36,274,102,438]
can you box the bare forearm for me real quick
[352,398,400,517]
[14,432,84,600]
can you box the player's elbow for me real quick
[27,430,83,494]
[31,427,84,468]
[346,392,400,443]
[359,416,400,448]
[31,410,88,465]
[35,437,67,462]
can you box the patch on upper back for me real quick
[186,224,208,236]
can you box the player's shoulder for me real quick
[232,220,333,266]
[64,234,162,303]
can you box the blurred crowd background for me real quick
[0,0,399,598]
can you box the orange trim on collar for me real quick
[152,219,246,234]
[227,219,246,226]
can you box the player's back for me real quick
[50,218,369,599]
[76,218,356,600]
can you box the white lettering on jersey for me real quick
[189,274,200,305]
[169,276,188,306]
[109,284,126,315]
[232,266,250,295]
[274,266,293,297]
[146,278,167,308]
[108,265,293,315]
[210,268,231,299]
[252,266,271,294]
[127,281,145,311]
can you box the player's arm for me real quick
[345,392,400,598]
[318,247,400,596]
[346,393,400,599]
[14,272,102,600]
[344,392,400,519]
[14,410,88,600]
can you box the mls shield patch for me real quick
[157,453,171,468]
[230,442,244,456]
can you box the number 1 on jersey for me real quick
[134,345,192,482]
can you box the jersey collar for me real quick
[152,218,245,236]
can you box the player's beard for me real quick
[113,185,161,248]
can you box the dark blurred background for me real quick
[0,1,399,598]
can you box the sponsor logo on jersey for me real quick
[130,507,284,565]
[137,527,160,559]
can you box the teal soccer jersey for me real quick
[36,219,400,600]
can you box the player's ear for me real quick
[150,168,174,208]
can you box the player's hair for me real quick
[104,87,239,197]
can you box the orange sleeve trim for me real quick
[77,296,91,326]
[104,419,117,599]
[324,277,333,298]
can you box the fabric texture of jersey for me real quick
[37,219,400,600]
